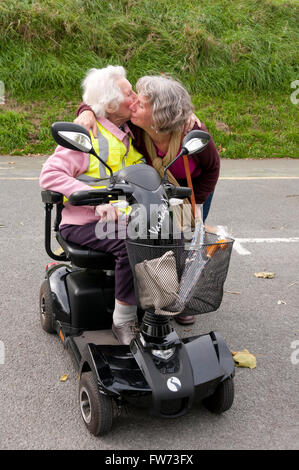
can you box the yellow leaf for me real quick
[254,272,275,279]
[232,349,257,369]
[60,374,68,382]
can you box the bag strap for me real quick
[182,154,196,219]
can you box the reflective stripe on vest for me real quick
[63,121,145,203]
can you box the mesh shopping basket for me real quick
[125,232,234,316]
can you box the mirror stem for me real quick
[163,147,188,181]
[90,148,116,187]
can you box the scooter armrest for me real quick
[41,190,64,204]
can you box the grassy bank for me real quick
[0,0,298,157]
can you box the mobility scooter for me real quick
[39,123,235,436]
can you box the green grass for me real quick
[0,0,298,157]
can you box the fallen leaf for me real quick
[8,161,15,165]
[225,290,241,295]
[60,374,68,382]
[254,272,275,279]
[232,349,256,369]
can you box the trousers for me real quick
[60,221,136,305]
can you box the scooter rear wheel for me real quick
[39,280,55,334]
[203,376,234,414]
[79,371,113,436]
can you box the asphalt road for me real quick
[0,156,298,450]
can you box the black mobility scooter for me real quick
[39,123,235,436]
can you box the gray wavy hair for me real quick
[82,65,126,117]
[136,75,194,133]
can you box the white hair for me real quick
[82,65,126,117]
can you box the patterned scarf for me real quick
[143,130,195,229]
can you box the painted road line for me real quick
[220,176,299,180]
[234,237,299,255]
[1,176,299,181]
[0,177,39,180]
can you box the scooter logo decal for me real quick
[167,377,182,392]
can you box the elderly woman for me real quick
[75,74,220,325]
[40,65,144,345]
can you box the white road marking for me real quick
[234,237,299,255]
[220,176,299,180]
[0,177,38,180]
[1,175,299,181]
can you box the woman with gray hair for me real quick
[76,73,220,326]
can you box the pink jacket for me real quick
[40,145,99,226]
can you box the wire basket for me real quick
[125,232,234,316]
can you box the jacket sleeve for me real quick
[39,145,91,198]
[189,123,220,204]
[76,102,94,117]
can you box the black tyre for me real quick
[79,371,113,436]
[203,377,234,413]
[39,280,55,334]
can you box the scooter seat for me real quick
[56,232,115,270]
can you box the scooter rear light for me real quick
[151,347,175,360]
[45,262,60,271]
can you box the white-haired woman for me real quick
[40,65,145,345]
[76,73,220,326]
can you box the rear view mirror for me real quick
[163,130,211,182]
[51,122,93,153]
[181,130,210,155]
[51,122,116,186]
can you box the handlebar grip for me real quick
[68,185,134,206]
[166,185,192,199]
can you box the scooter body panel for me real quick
[70,330,234,418]
[183,331,235,384]
[47,264,71,323]
[46,264,115,330]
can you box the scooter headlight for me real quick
[151,347,176,360]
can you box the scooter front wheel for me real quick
[203,376,234,414]
[79,371,113,436]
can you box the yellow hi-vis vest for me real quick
[63,121,145,204]
[76,121,145,189]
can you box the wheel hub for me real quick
[80,387,92,424]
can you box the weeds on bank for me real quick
[0,0,298,156]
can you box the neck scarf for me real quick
[143,130,195,229]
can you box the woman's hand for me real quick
[183,113,201,134]
[74,110,98,138]
[95,204,120,222]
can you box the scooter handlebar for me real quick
[68,184,134,206]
